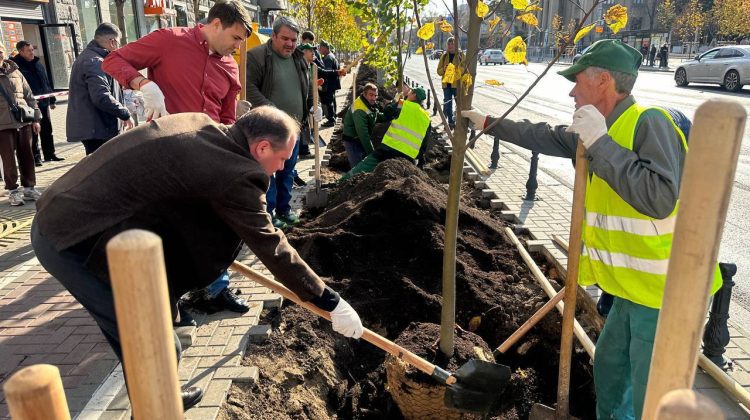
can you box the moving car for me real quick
[479,49,506,65]
[430,49,444,60]
[674,45,750,92]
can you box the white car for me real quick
[479,49,507,65]
[674,45,750,92]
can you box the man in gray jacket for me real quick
[67,23,133,155]
[462,39,721,419]
[245,16,322,229]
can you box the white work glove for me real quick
[566,105,607,149]
[311,105,323,124]
[330,298,363,339]
[140,81,169,120]
[461,108,488,130]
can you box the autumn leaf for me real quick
[517,13,539,27]
[488,16,501,31]
[604,4,628,34]
[361,39,370,49]
[468,316,482,331]
[476,0,489,18]
[416,46,423,54]
[526,4,543,12]
[485,79,504,86]
[417,22,435,40]
[511,0,528,10]
[461,73,473,95]
[425,42,435,49]
[504,36,527,64]
[574,22,597,43]
[440,20,453,33]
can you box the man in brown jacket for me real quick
[31,106,363,411]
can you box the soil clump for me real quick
[222,159,597,419]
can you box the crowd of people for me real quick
[0,0,712,417]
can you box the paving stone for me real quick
[184,406,219,420]
[182,345,225,358]
[248,324,272,343]
[214,366,259,383]
[197,355,241,369]
[176,325,196,348]
[198,379,232,407]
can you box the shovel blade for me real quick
[305,189,329,209]
[444,359,511,413]
[529,403,580,420]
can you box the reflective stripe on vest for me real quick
[578,103,722,309]
[381,101,430,159]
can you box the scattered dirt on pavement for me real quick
[221,160,597,420]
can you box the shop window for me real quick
[109,0,139,44]
[76,0,102,43]
[175,5,188,27]
[630,17,642,31]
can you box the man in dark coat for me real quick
[319,40,341,127]
[67,23,133,155]
[659,43,669,68]
[12,40,63,164]
[31,106,364,412]
[649,44,657,67]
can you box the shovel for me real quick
[230,261,512,414]
[305,65,329,208]
[530,141,587,420]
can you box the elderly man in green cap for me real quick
[341,86,431,180]
[462,39,721,419]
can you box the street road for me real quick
[404,56,750,330]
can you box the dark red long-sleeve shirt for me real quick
[102,25,240,124]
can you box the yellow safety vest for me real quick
[381,101,431,159]
[578,103,722,309]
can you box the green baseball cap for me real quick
[298,43,317,51]
[412,87,426,102]
[558,39,643,82]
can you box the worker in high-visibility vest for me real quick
[461,39,722,420]
[340,86,431,181]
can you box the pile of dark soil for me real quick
[222,160,597,420]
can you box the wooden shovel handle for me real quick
[229,261,456,385]
[496,288,565,353]
[642,100,746,419]
[311,65,322,189]
[557,141,588,414]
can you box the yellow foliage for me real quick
[504,36,527,64]
[417,22,435,40]
[440,20,453,33]
[461,73,473,96]
[526,5,543,12]
[517,13,539,27]
[488,16,501,31]
[425,42,435,49]
[476,0,489,18]
[443,63,456,84]
[485,79,504,86]
[416,46,423,54]
[574,23,597,43]
[604,4,628,34]
[511,0,528,10]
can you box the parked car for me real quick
[479,49,506,65]
[430,49,444,60]
[572,45,591,64]
[674,45,750,92]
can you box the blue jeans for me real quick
[343,139,365,168]
[443,87,456,124]
[30,221,181,365]
[204,270,229,298]
[267,136,300,217]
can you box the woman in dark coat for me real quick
[659,43,669,68]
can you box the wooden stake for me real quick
[496,288,565,353]
[655,389,724,420]
[642,99,746,419]
[3,364,70,420]
[106,230,182,420]
[239,39,247,101]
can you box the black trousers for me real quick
[320,90,336,122]
[31,222,182,365]
[33,105,56,160]
[82,139,108,155]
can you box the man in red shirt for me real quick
[102,3,252,320]
[102,0,250,124]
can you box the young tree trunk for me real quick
[397,3,403,91]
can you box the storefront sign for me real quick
[145,0,168,15]
[0,20,25,54]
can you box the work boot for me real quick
[272,217,288,230]
[293,175,307,187]
[278,212,300,226]
[173,301,197,327]
[45,156,65,162]
[208,288,250,313]
[322,120,335,127]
